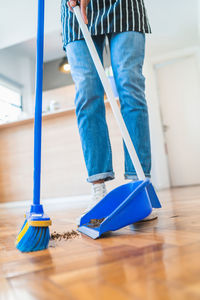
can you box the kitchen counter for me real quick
[0,100,124,203]
[0,107,76,130]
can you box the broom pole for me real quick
[73,6,146,181]
[33,0,45,206]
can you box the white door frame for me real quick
[152,46,200,186]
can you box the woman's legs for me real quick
[109,31,151,180]
[66,36,114,183]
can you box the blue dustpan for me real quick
[78,180,161,239]
[74,7,161,239]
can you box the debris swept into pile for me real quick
[87,218,105,228]
[50,230,79,241]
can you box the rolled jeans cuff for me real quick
[87,171,115,183]
[124,172,151,181]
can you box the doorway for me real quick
[155,54,200,187]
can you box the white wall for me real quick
[0,49,35,114]
[0,0,61,49]
[152,48,200,188]
[43,85,75,112]
[144,58,170,189]
[145,0,199,57]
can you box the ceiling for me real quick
[10,30,65,63]
[145,0,200,56]
[1,0,199,62]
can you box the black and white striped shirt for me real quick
[61,0,151,48]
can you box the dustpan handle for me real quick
[33,0,45,205]
[73,6,146,181]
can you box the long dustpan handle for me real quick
[74,6,146,181]
[33,0,45,205]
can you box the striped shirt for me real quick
[61,0,151,49]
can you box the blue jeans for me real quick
[66,31,151,182]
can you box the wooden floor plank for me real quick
[0,277,16,300]
[0,185,200,299]
[10,276,73,300]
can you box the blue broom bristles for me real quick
[16,220,50,253]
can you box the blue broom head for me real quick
[16,204,52,253]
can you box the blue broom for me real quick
[16,0,51,252]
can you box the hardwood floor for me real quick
[0,185,200,300]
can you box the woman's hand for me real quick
[67,0,90,24]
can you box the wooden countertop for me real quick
[0,100,113,130]
[0,106,76,130]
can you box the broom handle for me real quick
[33,0,45,205]
[74,6,146,181]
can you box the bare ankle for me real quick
[92,179,105,185]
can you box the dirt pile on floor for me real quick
[50,230,79,241]
[87,218,105,228]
